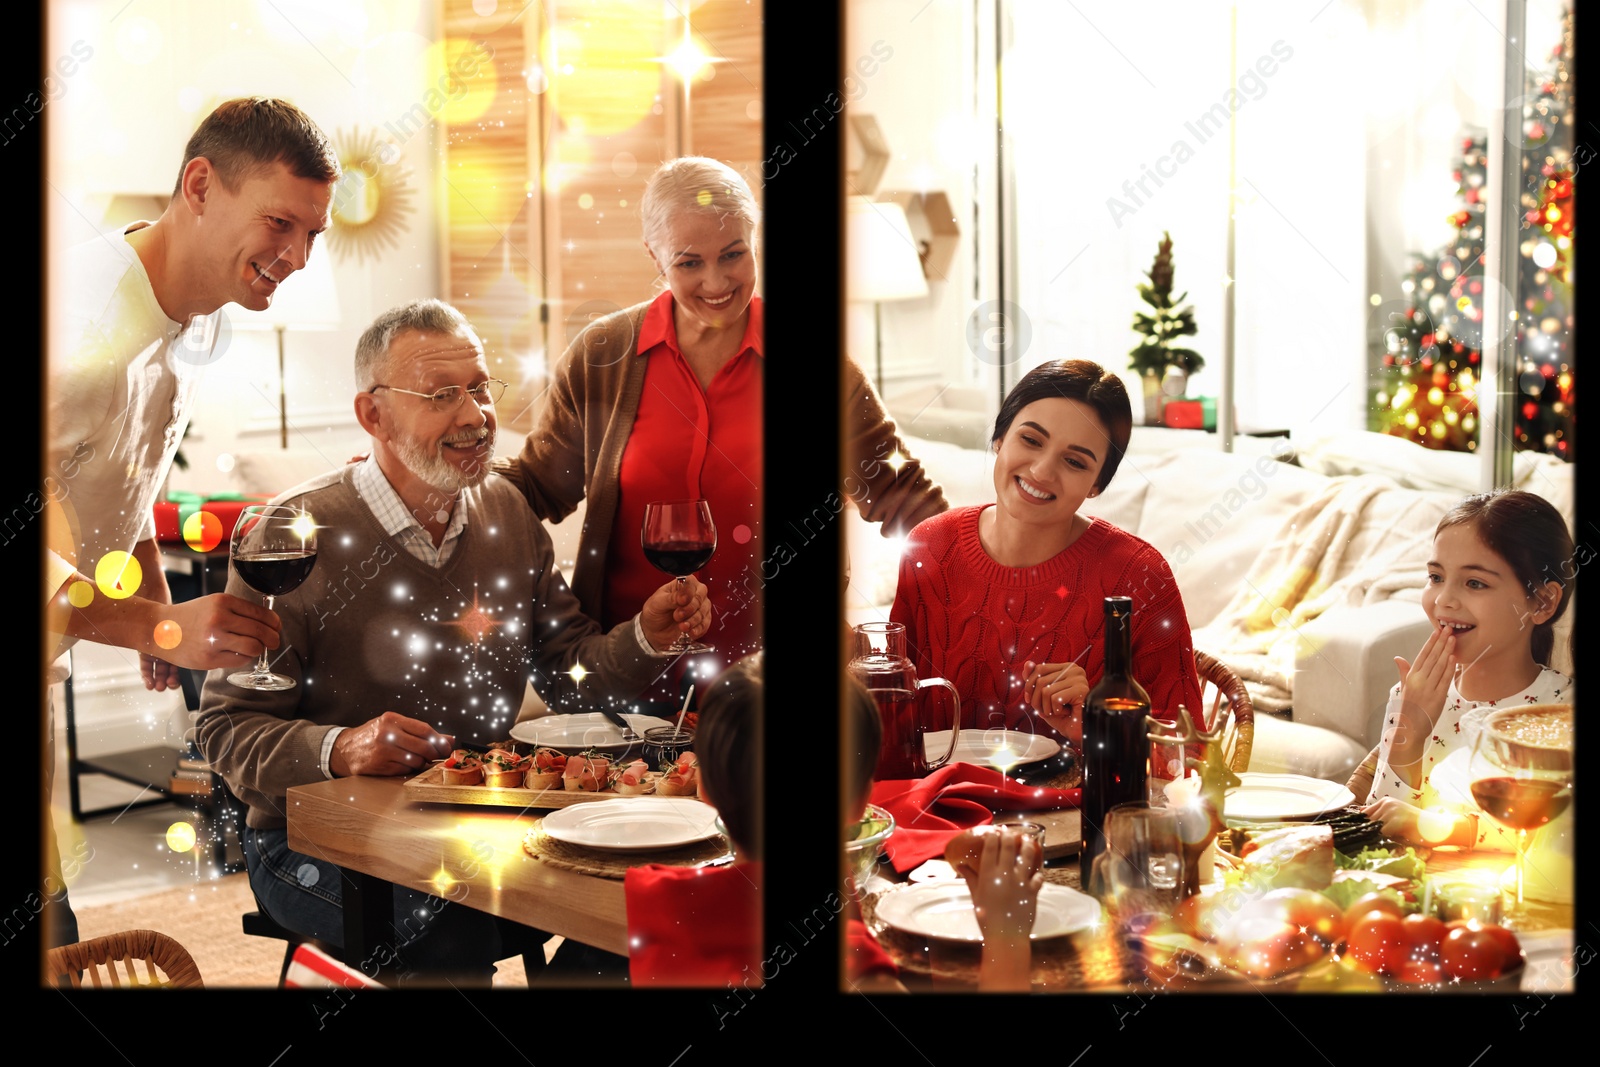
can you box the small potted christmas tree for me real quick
[1129,232,1203,425]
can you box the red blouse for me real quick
[602,291,764,699]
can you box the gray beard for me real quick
[393,428,494,494]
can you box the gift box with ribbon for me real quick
[153,491,272,550]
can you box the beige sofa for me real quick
[845,427,1576,782]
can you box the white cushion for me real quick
[1247,712,1370,783]
[230,450,342,497]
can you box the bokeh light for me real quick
[94,551,141,600]
[166,822,197,853]
[422,37,499,126]
[67,581,94,609]
[154,620,183,650]
[543,22,660,136]
[183,510,224,552]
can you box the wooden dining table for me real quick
[285,775,632,970]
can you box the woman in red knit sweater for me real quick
[889,359,1202,757]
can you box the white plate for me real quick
[509,712,674,753]
[924,729,1061,770]
[1224,773,1356,821]
[875,882,1100,942]
[539,797,722,852]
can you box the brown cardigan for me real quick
[494,299,948,622]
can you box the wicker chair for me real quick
[1194,650,1254,773]
[46,929,204,989]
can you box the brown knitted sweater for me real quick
[195,466,668,829]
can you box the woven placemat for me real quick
[860,867,1134,990]
[522,822,731,879]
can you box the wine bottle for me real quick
[1079,596,1153,890]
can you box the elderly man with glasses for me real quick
[194,299,710,986]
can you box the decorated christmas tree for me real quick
[1373,10,1574,458]
[1129,231,1203,378]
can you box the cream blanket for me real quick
[1191,473,1436,712]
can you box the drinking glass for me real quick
[228,505,318,691]
[1088,802,1185,938]
[641,499,716,655]
[1467,704,1573,924]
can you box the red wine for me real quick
[643,540,714,576]
[234,551,318,597]
[1080,597,1152,889]
[1470,777,1570,830]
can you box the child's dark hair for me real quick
[696,653,763,860]
[1437,489,1575,664]
[990,359,1132,492]
[845,676,882,817]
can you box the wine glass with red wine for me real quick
[1467,705,1573,924]
[228,504,319,691]
[641,499,715,655]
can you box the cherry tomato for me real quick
[1477,923,1522,962]
[1394,958,1445,985]
[1399,914,1447,962]
[1345,914,1408,974]
[1441,925,1509,980]
[1343,892,1405,928]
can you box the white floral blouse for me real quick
[1365,666,1573,852]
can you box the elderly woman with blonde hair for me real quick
[498,156,944,708]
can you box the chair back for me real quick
[46,929,204,989]
[1194,650,1254,773]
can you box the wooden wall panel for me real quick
[441,0,763,430]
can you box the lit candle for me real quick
[1163,775,1217,885]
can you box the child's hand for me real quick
[1361,797,1425,843]
[1362,797,1472,848]
[965,829,1044,943]
[965,829,1042,992]
[1394,622,1457,734]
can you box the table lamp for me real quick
[846,196,928,394]
[233,245,342,448]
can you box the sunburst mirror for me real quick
[326,127,416,265]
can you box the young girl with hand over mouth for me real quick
[1357,490,1574,853]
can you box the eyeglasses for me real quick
[369,378,507,412]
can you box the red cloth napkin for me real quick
[868,763,1080,873]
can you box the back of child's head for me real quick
[696,653,763,860]
[844,675,882,823]
[1437,489,1575,664]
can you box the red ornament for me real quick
[1468,351,1479,363]
[1382,354,1396,368]
[1522,401,1539,420]
[1469,280,1482,294]
[1541,364,1555,378]
[1420,333,1435,348]
[1553,179,1573,199]
[1465,188,1480,204]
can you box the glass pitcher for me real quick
[848,622,961,779]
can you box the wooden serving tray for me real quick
[402,762,699,809]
